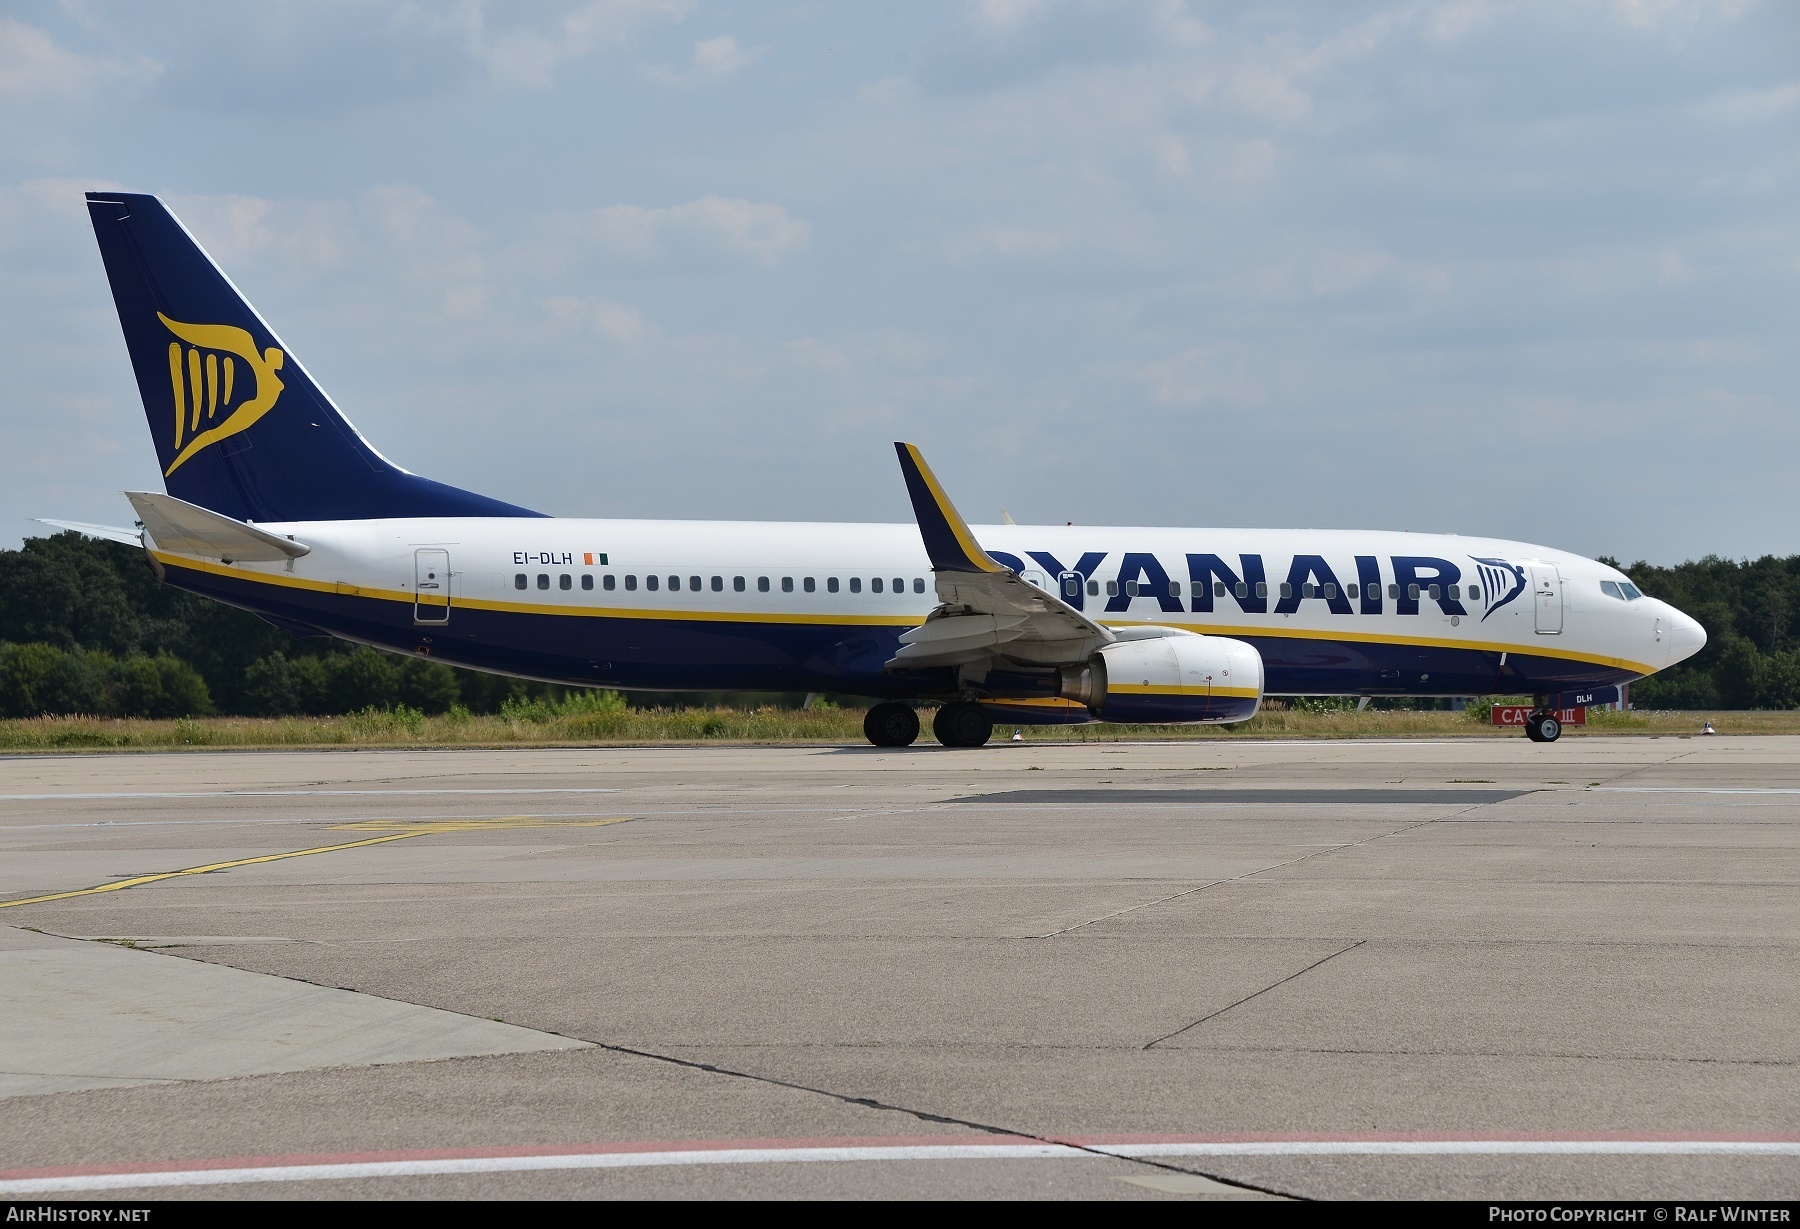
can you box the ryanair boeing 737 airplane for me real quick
[51,192,1707,747]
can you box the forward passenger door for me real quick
[1531,564,1562,634]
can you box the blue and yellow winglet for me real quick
[894,442,1006,574]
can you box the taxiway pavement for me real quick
[0,735,1794,1200]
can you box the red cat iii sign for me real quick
[1491,706,1586,727]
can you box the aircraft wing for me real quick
[125,491,310,563]
[888,443,1113,670]
[34,519,143,547]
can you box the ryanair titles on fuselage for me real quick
[500,533,1532,623]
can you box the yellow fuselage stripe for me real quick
[1107,684,1263,698]
[151,552,1651,675]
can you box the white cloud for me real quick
[0,18,152,103]
[541,196,811,268]
[478,0,693,89]
[1140,345,1269,408]
[646,34,762,86]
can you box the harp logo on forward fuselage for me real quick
[158,312,285,477]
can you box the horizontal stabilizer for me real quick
[126,491,310,564]
[34,519,142,547]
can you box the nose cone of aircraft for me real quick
[1666,605,1707,667]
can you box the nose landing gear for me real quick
[1524,710,1563,743]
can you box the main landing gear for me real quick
[932,701,993,748]
[1524,710,1563,743]
[863,702,920,747]
[863,700,996,748]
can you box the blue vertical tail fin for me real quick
[86,191,543,523]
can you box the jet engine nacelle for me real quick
[1058,631,1264,724]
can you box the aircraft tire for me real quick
[932,701,993,748]
[864,702,920,747]
[1524,713,1547,742]
[1537,714,1562,742]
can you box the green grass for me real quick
[0,702,1774,751]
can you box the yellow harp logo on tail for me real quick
[158,312,285,477]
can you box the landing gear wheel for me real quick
[1524,712,1562,743]
[863,702,920,748]
[932,701,993,748]
[1524,713,1545,742]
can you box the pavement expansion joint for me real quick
[585,1038,1301,1199]
[1144,940,1368,1049]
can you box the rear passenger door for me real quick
[415,548,450,624]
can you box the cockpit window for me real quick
[1620,582,1642,600]
[1600,580,1624,600]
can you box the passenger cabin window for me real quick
[514,574,527,590]
[1235,582,1248,599]
[782,577,794,592]
[646,575,659,591]
[827,578,839,593]
[668,575,680,591]
[1169,581,1180,599]
[1125,581,1139,597]
[1255,581,1268,599]
[1407,583,1419,600]
[914,578,925,593]
[1448,584,1460,600]
[1280,583,1293,599]
[1468,585,1480,601]
[1301,583,1314,598]
[581,575,593,591]
[1428,584,1441,601]
[733,576,745,592]
[758,577,770,592]
[850,577,862,593]
[537,574,549,590]
[711,576,723,592]
[602,575,615,591]
[893,578,904,593]
[690,576,701,591]
[1347,583,1359,599]
[1389,583,1400,599]
[871,578,883,593]
[1088,580,1100,596]
[625,575,637,591]
[1324,583,1337,599]
[559,574,572,590]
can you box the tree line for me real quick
[1608,554,1800,710]
[0,532,1789,717]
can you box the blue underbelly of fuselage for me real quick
[169,563,1634,702]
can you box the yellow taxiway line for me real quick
[0,816,632,910]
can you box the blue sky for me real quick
[2,0,1796,563]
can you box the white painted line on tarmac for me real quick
[5,1138,1796,1193]
[1592,788,1800,795]
[0,789,619,801]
